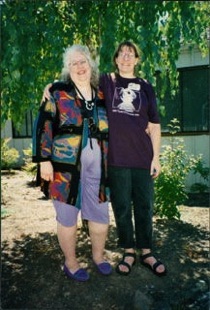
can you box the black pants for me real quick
[108,166,154,249]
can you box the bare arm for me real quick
[147,122,161,178]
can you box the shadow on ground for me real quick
[1,218,209,310]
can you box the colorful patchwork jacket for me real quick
[32,82,109,208]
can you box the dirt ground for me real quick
[1,170,209,310]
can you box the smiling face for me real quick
[68,51,91,85]
[115,45,139,78]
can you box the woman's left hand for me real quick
[150,159,161,179]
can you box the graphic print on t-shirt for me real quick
[112,82,141,116]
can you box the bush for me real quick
[1,208,10,219]
[190,159,210,193]
[22,144,37,176]
[1,138,20,170]
[154,119,201,219]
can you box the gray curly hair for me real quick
[61,44,99,88]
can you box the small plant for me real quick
[1,208,10,219]
[154,119,201,219]
[22,144,37,176]
[1,138,20,170]
[190,159,210,193]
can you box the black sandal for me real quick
[116,252,136,276]
[140,252,167,277]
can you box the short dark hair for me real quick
[113,41,141,73]
[113,41,140,60]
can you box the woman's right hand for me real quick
[41,83,53,102]
[40,161,54,182]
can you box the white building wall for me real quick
[176,44,209,67]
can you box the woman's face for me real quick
[68,51,91,85]
[115,45,139,77]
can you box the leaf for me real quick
[1,1,209,128]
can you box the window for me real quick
[12,110,34,138]
[158,66,209,133]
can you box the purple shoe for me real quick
[94,261,112,275]
[63,264,89,282]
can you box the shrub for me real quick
[190,159,210,193]
[22,144,37,176]
[1,208,10,219]
[1,138,20,170]
[154,119,201,219]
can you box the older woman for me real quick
[33,45,111,282]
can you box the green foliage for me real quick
[190,159,210,193]
[1,208,10,219]
[22,144,37,176]
[154,119,201,219]
[1,138,20,169]
[1,1,209,129]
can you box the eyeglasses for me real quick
[68,59,88,68]
[118,52,135,59]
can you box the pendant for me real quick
[85,100,94,110]
[73,83,95,110]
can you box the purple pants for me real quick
[53,139,109,227]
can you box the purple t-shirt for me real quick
[99,73,160,169]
